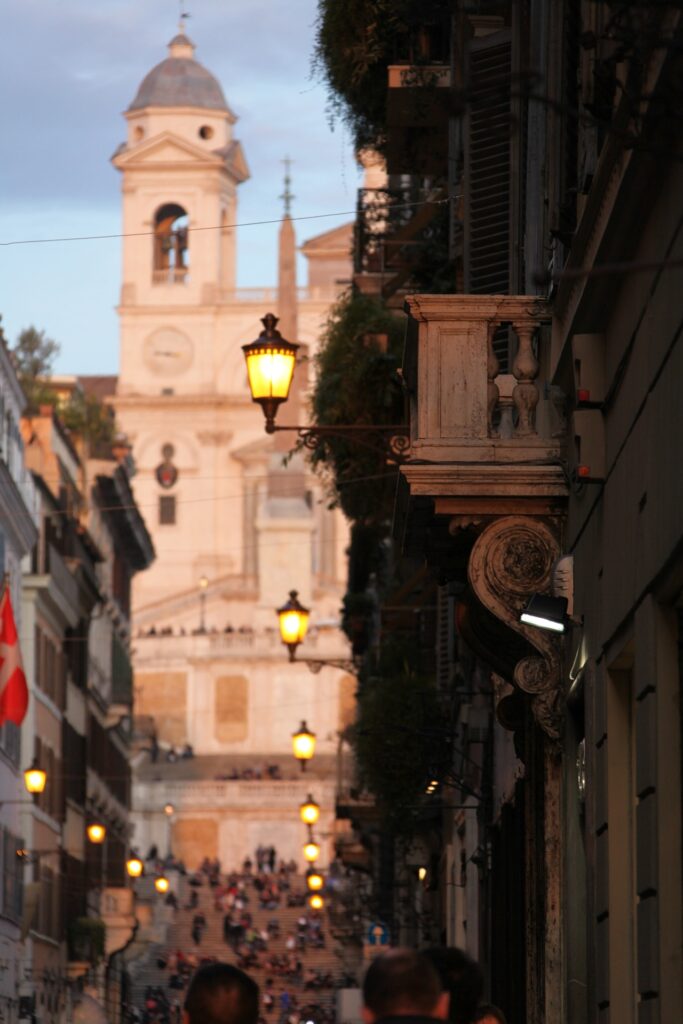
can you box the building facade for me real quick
[315,4,683,1023]
[109,30,354,869]
[20,406,154,1024]
[0,334,38,1024]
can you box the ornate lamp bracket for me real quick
[274,424,411,464]
[303,657,359,676]
[468,516,564,740]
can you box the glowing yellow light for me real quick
[24,763,47,795]
[292,722,316,768]
[245,349,297,400]
[299,795,320,826]
[87,824,106,845]
[303,840,320,863]
[308,893,324,910]
[277,591,310,661]
[126,857,143,878]
[163,803,175,817]
[155,876,170,894]
[242,314,299,431]
[306,869,324,891]
[418,866,427,881]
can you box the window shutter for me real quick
[464,29,513,366]
[436,585,453,693]
[465,28,513,295]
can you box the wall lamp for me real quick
[299,794,320,826]
[16,847,61,864]
[242,314,409,461]
[292,721,316,772]
[276,591,357,673]
[520,594,568,634]
[0,760,48,808]
[126,855,144,878]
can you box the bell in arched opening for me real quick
[153,203,189,283]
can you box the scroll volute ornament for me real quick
[468,516,563,740]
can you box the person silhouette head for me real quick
[362,949,450,1023]
[184,963,259,1024]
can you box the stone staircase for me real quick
[130,872,344,1021]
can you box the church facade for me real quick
[110,31,354,869]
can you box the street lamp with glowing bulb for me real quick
[126,856,143,879]
[303,839,320,863]
[198,576,209,632]
[87,823,106,845]
[292,722,316,772]
[155,875,170,894]
[299,794,320,826]
[242,314,299,433]
[277,591,310,661]
[308,893,324,911]
[24,759,47,795]
[306,868,324,891]
[164,803,175,817]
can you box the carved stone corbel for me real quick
[468,516,564,740]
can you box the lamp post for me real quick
[242,314,410,460]
[292,722,316,772]
[163,802,175,857]
[198,576,209,632]
[155,875,170,895]
[308,893,324,911]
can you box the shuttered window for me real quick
[465,28,513,368]
[159,494,176,525]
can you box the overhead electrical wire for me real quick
[0,197,451,248]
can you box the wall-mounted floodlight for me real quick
[520,594,568,634]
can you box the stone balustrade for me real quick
[134,626,350,664]
[401,294,567,516]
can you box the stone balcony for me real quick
[401,294,567,519]
[399,295,569,740]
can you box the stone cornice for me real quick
[401,461,567,499]
[113,393,252,410]
[405,293,551,323]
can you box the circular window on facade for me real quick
[199,125,214,140]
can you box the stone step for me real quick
[129,870,343,1018]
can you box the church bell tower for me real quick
[113,28,249,397]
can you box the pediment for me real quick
[213,140,250,183]
[301,221,354,256]
[112,131,223,169]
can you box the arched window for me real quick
[153,204,189,284]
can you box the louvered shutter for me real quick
[464,29,513,366]
[436,584,453,693]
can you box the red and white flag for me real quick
[0,585,29,726]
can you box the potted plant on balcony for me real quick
[68,917,106,965]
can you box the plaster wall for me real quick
[127,107,233,150]
[565,156,683,1024]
